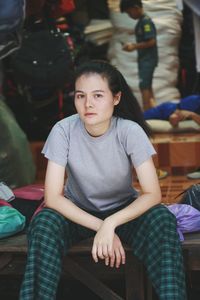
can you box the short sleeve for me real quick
[124,123,156,168]
[42,122,69,167]
[143,19,156,40]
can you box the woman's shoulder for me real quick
[115,117,146,141]
[116,117,141,132]
[54,114,80,131]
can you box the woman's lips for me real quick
[84,113,97,116]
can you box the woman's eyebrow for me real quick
[75,90,105,93]
[74,90,84,94]
[93,90,105,93]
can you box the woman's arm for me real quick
[92,157,161,266]
[105,157,161,228]
[44,160,103,232]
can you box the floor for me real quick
[132,173,200,205]
[0,175,200,299]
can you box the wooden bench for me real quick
[0,232,200,300]
[0,234,146,300]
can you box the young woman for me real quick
[20,60,186,300]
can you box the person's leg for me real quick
[139,64,156,111]
[19,208,93,300]
[140,88,155,111]
[117,205,187,300]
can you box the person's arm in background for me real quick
[169,109,200,126]
[123,38,156,52]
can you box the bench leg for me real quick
[125,253,145,300]
[0,253,13,270]
[64,256,124,300]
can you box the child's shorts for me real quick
[138,62,157,89]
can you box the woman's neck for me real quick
[85,120,112,137]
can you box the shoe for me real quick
[156,169,168,180]
[186,168,200,179]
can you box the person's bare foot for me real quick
[169,112,181,127]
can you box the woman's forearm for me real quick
[45,195,103,232]
[106,193,161,229]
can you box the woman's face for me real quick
[74,73,120,136]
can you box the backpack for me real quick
[11,27,74,88]
[179,183,200,212]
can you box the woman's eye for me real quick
[94,94,103,99]
[76,94,84,99]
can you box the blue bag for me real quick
[0,0,25,34]
[0,205,26,239]
[0,0,25,59]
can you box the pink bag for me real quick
[13,184,44,201]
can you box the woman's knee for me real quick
[144,204,177,230]
[28,208,67,237]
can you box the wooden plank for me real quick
[1,232,199,253]
[0,234,27,253]
[182,232,200,248]
[0,253,13,270]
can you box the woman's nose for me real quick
[85,96,93,108]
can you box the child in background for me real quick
[120,0,158,111]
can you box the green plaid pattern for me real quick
[19,205,186,300]
[117,205,187,300]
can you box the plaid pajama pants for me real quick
[19,204,187,300]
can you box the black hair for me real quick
[74,60,151,136]
[120,0,143,12]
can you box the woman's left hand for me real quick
[92,220,125,268]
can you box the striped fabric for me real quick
[19,205,187,300]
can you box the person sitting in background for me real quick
[144,94,200,179]
[144,94,200,126]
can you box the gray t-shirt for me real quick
[42,114,156,212]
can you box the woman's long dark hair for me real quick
[74,60,151,136]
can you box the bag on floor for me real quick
[0,203,26,239]
[167,203,200,241]
[12,184,44,227]
[179,183,200,212]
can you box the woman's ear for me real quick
[114,92,121,106]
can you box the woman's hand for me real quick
[108,233,126,268]
[92,219,125,268]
